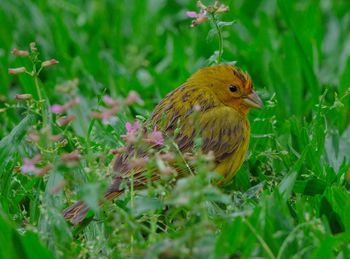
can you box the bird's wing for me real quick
[151,85,248,163]
[108,86,248,195]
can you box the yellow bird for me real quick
[63,64,263,224]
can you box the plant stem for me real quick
[34,75,42,101]
[34,74,48,129]
[211,13,223,64]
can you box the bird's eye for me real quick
[229,85,238,93]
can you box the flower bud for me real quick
[30,42,37,52]
[41,59,59,68]
[36,165,52,176]
[57,114,76,126]
[8,67,26,75]
[15,94,32,100]
[197,1,207,10]
[61,150,81,162]
[12,48,29,57]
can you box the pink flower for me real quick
[103,95,120,107]
[51,97,80,114]
[186,11,198,18]
[125,91,144,105]
[21,155,41,174]
[122,121,140,143]
[126,121,140,134]
[90,106,119,125]
[27,130,40,142]
[61,150,81,162]
[146,128,164,145]
[35,165,52,176]
[22,160,38,173]
[51,104,65,114]
[57,114,76,126]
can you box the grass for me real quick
[1,0,350,258]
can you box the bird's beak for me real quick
[242,91,263,109]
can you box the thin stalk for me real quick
[33,75,48,129]
[211,13,223,63]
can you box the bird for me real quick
[63,64,263,224]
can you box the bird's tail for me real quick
[63,190,123,225]
[63,201,90,225]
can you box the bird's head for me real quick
[189,64,263,114]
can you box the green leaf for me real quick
[0,114,34,169]
[0,213,54,259]
[278,171,297,200]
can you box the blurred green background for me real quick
[1,0,350,258]
[1,0,349,121]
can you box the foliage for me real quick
[0,0,350,258]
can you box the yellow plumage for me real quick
[63,64,262,224]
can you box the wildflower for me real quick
[186,11,198,18]
[15,94,32,101]
[56,79,79,94]
[41,59,59,68]
[126,121,140,134]
[57,114,76,126]
[61,150,81,162]
[8,67,26,75]
[21,155,41,174]
[214,2,229,13]
[35,165,52,176]
[146,128,164,145]
[103,95,120,107]
[122,121,140,143]
[125,91,144,105]
[186,1,229,27]
[186,10,208,27]
[11,48,29,57]
[27,130,40,142]
[51,97,80,114]
[90,106,119,125]
[49,134,64,142]
[51,104,65,114]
